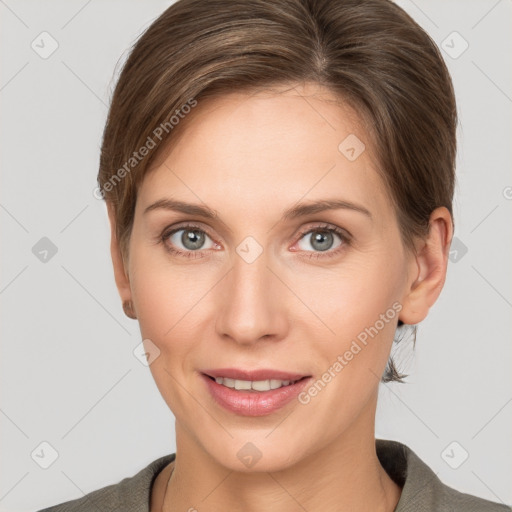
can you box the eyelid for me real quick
[294,222,352,243]
[162,221,216,240]
[161,221,352,243]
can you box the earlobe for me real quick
[399,207,453,325]
[106,203,135,318]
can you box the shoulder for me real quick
[36,453,176,512]
[376,439,511,512]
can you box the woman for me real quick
[38,0,510,510]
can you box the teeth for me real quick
[213,377,297,391]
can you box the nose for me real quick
[215,245,288,346]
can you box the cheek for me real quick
[297,251,405,380]
[128,248,209,413]
[128,241,223,375]
[128,243,190,343]
[293,259,405,421]
[301,253,404,334]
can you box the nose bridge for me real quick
[215,239,285,344]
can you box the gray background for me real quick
[1,0,511,510]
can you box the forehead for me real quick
[137,83,392,224]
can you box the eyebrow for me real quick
[143,198,372,222]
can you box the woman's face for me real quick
[121,83,420,471]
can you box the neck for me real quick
[160,398,401,512]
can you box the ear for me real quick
[107,202,133,307]
[399,206,453,325]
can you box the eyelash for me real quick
[159,222,351,260]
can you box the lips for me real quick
[201,372,313,416]
[201,368,310,381]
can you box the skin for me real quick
[107,82,453,512]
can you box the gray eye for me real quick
[297,230,342,252]
[169,228,214,251]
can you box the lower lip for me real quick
[201,373,312,416]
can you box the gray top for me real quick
[37,439,511,512]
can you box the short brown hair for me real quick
[97,0,457,382]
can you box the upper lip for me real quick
[201,368,311,381]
